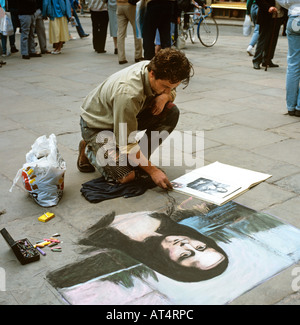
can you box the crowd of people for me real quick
[0,0,205,63]
[245,0,300,117]
[1,0,299,118]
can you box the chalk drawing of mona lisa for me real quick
[78,209,229,283]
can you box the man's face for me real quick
[149,70,181,96]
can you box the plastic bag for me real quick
[0,12,14,36]
[243,14,252,37]
[10,134,66,207]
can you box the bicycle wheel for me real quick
[197,17,218,47]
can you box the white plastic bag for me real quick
[243,14,252,37]
[10,134,66,207]
[0,12,14,36]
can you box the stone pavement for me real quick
[0,16,299,305]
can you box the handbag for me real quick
[0,12,14,36]
[243,14,252,37]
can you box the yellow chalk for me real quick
[35,241,51,248]
[38,212,55,223]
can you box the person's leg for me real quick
[18,14,31,57]
[137,102,180,159]
[253,23,266,68]
[73,9,88,37]
[78,118,134,181]
[142,1,158,60]
[28,14,37,55]
[98,10,108,52]
[263,17,281,66]
[35,9,48,53]
[117,5,128,62]
[127,4,142,60]
[1,35,8,56]
[286,16,300,114]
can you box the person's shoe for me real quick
[288,110,295,116]
[51,50,61,55]
[114,48,118,55]
[262,61,279,68]
[41,50,51,54]
[77,140,95,173]
[0,60,6,65]
[22,55,30,60]
[10,46,19,53]
[135,57,144,63]
[2,51,11,57]
[29,52,42,57]
[247,45,254,56]
[253,62,261,70]
[96,50,106,53]
[295,110,300,117]
[119,60,128,65]
[80,34,89,38]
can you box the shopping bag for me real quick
[243,14,252,37]
[10,134,67,207]
[0,12,14,36]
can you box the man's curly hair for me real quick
[147,48,194,87]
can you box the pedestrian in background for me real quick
[108,0,118,54]
[116,0,142,65]
[276,0,300,116]
[88,0,108,53]
[246,0,259,56]
[253,0,284,69]
[43,0,72,54]
[0,0,19,56]
[70,0,89,38]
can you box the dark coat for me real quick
[256,0,275,26]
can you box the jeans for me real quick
[286,15,300,112]
[18,14,36,56]
[72,8,87,37]
[249,4,259,47]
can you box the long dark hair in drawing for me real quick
[79,209,229,283]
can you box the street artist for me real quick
[77,48,193,190]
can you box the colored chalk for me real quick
[35,241,51,248]
[36,246,46,256]
[38,212,55,223]
[48,242,58,247]
[51,248,62,252]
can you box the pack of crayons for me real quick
[0,228,40,265]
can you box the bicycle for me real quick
[178,6,219,47]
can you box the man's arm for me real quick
[128,150,173,190]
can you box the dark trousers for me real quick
[142,1,174,60]
[81,103,179,181]
[90,10,108,52]
[253,17,282,65]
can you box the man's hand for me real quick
[268,6,278,14]
[148,168,173,190]
[151,93,172,115]
[128,150,173,190]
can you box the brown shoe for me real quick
[77,140,95,173]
